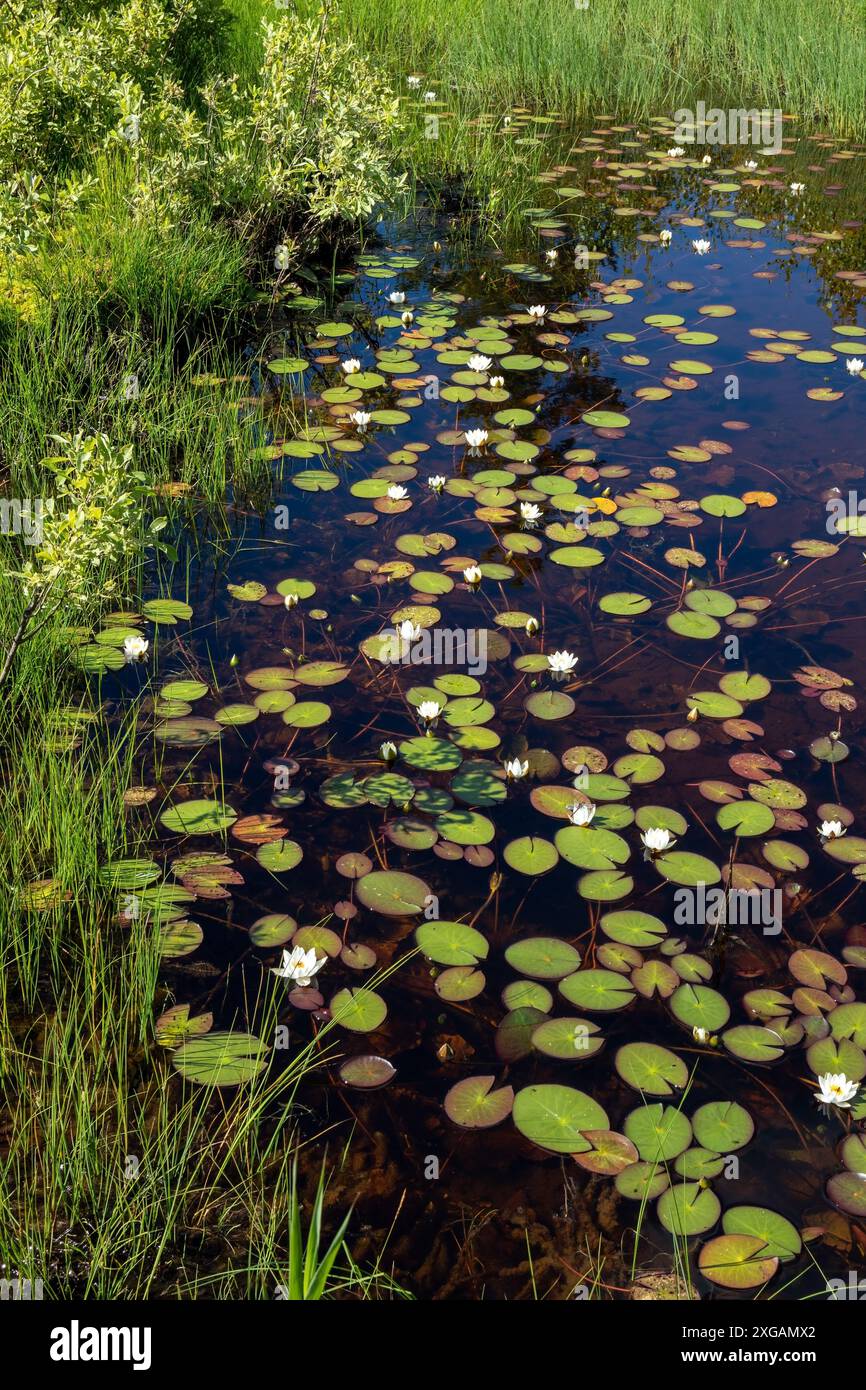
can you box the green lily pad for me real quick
[330,987,387,1033]
[655,852,722,887]
[721,1206,802,1262]
[692,1100,754,1152]
[670,984,731,1032]
[415,920,488,965]
[172,1032,268,1086]
[555,825,631,870]
[723,1025,785,1063]
[444,1076,514,1129]
[717,801,776,836]
[357,871,430,916]
[559,968,635,1012]
[600,909,668,948]
[532,1016,603,1061]
[256,839,302,873]
[698,1234,779,1289]
[160,799,237,835]
[615,1042,689,1095]
[657,1182,721,1236]
[599,592,652,616]
[435,965,486,1001]
[505,937,581,980]
[624,1103,692,1162]
[615,1161,670,1201]
[512,1083,609,1154]
[142,598,193,624]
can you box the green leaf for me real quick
[512,1084,609,1154]
[657,1182,721,1236]
[721,1206,802,1262]
[615,1043,688,1095]
[505,936,580,979]
[415,920,488,965]
[329,987,387,1033]
[444,1076,514,1129]
[172,1032,268,1086]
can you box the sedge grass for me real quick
[319,0,865,137]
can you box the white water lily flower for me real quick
[489,375,504,389]
[692,238,711,255]
[388,291,406,305]
[504,757,529,780]
[341,358,361,375]
[283,591,299,609]
[123,635,149,663]
[641,827,674,853]
[790,182,805,195]
[547,650,578,674]
[463,563,482,585]
[744,159,758,170]
[418,700,442,723]
[406,76,421,89]
[658,229,672,245]
[520,502,542,526]
[274,243,291,271]
[424,91,437,103]
[401,309,414,326]
[568,802,596,827]
[819,820,845,839]
[464,428,488,455]
[272,945,324,988]
[846,358,864,376]
[816,1072,858,1108]
[398,619,421,644]
[525,616,539,637]
[387,484,408,500]
[693,1026,711,1045]
[528,304,546,320]
[545,248,558,262]
[428,474,446,491]
[350,410,371,431]
[467,354,492,373]
[380,740,397,763]
[701,154,712,165]
[668,146,685,158]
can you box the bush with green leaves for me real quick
[1,431,165,685]
[0,3,404,289]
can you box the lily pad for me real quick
[512,1084,609,1154]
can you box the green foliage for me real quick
[6,431,158,606]
[0,2,404,307]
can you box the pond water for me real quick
[96,117,866,1298]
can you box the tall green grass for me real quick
[319,0,865,136]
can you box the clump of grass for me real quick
[320,0,864,135]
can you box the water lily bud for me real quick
[229,653,239,668]
[525,617,540,637]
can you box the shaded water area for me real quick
[97,117,866,1297]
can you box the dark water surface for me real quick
[112,119,866,1297]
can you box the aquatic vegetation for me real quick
[2,0,866,1306]
[40,109,859,1299]
[0,433,167,687]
